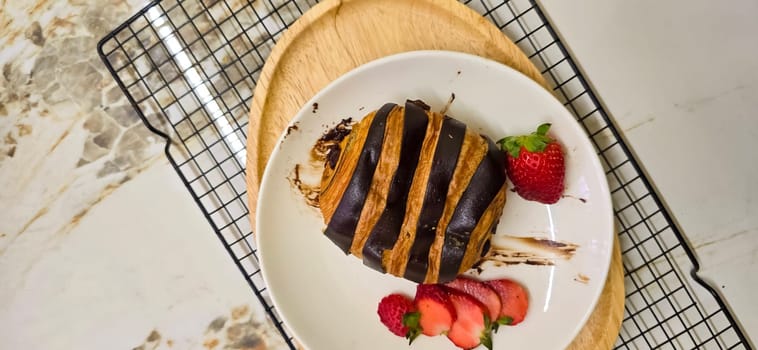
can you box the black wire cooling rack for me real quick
[98,0,753,348]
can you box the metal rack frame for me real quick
[98,0,752,348]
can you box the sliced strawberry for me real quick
[486,279,529,326]
[445,277,502,323]
[377,294,421,342]
[446,290,493,350]
[414,284,456,336]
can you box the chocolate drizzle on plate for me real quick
[574,273,590,284]
[470,235,580,273]
[287,164,320,208]
[562,194,588,203]
[285,122,299,137]
[316,118,352,166]
[288,118,355,209]
[440,92,456,115]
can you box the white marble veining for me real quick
[0,0,286,349]
[2,162,284,349]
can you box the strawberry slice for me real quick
[446,290,493,350]
[414,284,456,336]
[445,277,502,323]
[377,294,421,342]
[486,279,529,326]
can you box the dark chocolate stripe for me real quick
[324,103,396,253]
[362,102,429,271]
[403,117,466,283]
[438,138,506,282]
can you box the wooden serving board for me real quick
[245,0,624,348]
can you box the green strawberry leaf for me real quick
[481,333,493,350]
[496,316,513,326]
[536,123,552,136]
[405,328,421,345]
[496,136,522,158]
[524,135,547,153]
[497,123,554,157]
[481,314,494,350]
[479,313,497,350]
[488,313,501,333]
[403,312,420,328]
[403,312,421,344]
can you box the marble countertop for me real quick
[0,0,755,349]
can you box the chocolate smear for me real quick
[440,92,456,115]
[562,194,588,203]
[470,235,579,272]
[574,273,590,284]
[285,122,299,137]
[311,118,353,167]
[287,164,320,208]
[289,118,356,210]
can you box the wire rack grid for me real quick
[97,0,752,349]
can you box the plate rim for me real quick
[256,49,614,349]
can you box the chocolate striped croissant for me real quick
[319,101,507,284]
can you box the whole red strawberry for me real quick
[377,294,421,342]
[497,123,565,204]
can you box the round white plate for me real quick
[256,51,613,350]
